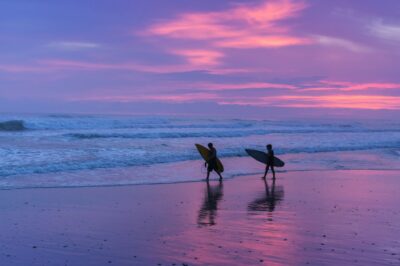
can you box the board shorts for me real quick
[207,159,218,172]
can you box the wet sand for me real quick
[1,170,400,265]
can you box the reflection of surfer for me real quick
[263,144,276,180]
[206,143,223,180]
[248,178,284,213]
[198,180,224,226]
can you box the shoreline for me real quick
[1,168,400,191]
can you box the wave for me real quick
[64,127,400,140]
[2,115,399,134]
[222,144,400,158]
[0,120,26,131]
[28,120,258,130]
[65,130,271,139]
[0,142,398,178]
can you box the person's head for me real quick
[208,142,214,149]
[266,144,272,150]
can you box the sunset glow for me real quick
[1,0,400,115]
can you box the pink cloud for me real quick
[232,0,306,24]
[276,95,400,109]
[0,1,318,76]
[62,77,400,110]
[303,81,400,91]
[218,95,400,110]
[146,0,306,42]
[216,36,310,48]
[143,0,309,67]
[336,82,400,91]
[194,82,296,90]
[171,49,224,66]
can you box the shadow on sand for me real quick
[248,178,284,213]
[197,180,224,226]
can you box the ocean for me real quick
[0,114,399,189]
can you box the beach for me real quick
[1,169,399,266]
[3,0,400,265]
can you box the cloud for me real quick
[66,78,400,110]
[47,41,101,50]
[302,81,400,91]
[40,59,208,73]
[145,0,307,42]
[143,0,309,67]
[0,59,245,75]
[369,20,400,42]
[171,49,224,66]
[218,95,400,110]
[313,35,371,53]
[274,95,400,109]
[215,35,310,48]
[38,59,246,74]
[72,92,219,103]
[194,82,296,91]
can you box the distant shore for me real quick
[1,169,399,266]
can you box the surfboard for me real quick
[245,149,285,167]
[195,144,224,173]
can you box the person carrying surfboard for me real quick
[206,143,223,180]
[263,144,276,180]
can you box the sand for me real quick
[1,170,400,266]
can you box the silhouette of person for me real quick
[197,180,224,226]
[248,178,284,213]
[263,144,275,179]
[205,142,223,180]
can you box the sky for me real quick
[1,0,400,118]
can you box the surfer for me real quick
[263,144,276,180]
[206,143,223,180]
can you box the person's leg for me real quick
[263,165,270,179]
[271,165,275,180]
[206,169,211,180]
[216,170,223,180]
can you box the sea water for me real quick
[0,114,399,189]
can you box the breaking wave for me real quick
[0,120,26,131]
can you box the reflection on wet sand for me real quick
[248,178,284,213]
[197,180,224,226]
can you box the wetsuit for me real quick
[207,147,218,172]
[267,150,274,167]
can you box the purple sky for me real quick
[1,0,400,117]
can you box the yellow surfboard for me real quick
[195,144,224,173]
